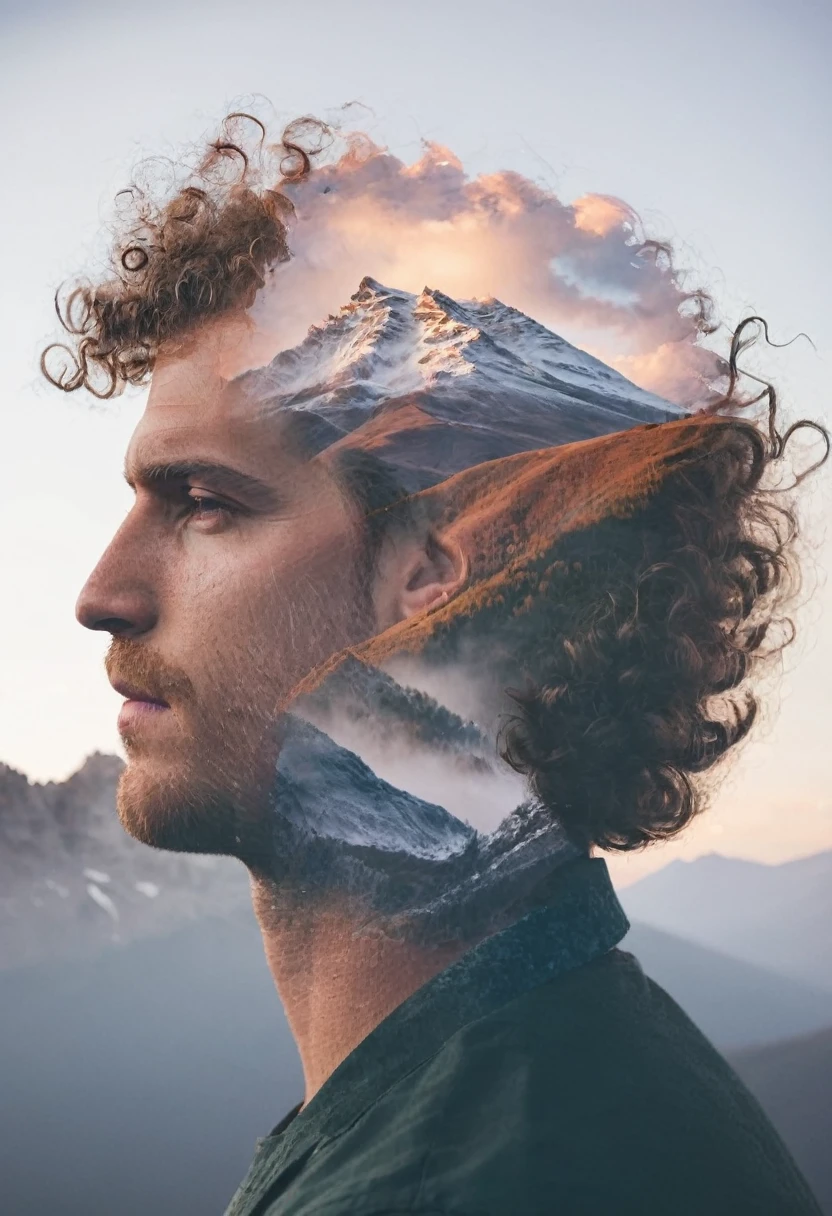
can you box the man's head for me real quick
[45,110,828,879]
[74,311,463,862]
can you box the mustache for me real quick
[105,638,195,704]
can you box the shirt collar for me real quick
[226,855,629,1214]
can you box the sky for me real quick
[0,0,829,883]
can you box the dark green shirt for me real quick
[224,857,822,1216]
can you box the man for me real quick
[44,114,827,1214]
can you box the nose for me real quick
[76,522,158,638]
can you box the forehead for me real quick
[127,315,297,475]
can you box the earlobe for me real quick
[401,581,446,617]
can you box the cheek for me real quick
[184,525,368,697]
[264,532,369,650]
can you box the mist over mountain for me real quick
[620,851,832,994]
[299,656,526,835]
[301,655,493,764]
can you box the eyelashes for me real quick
[187,491,227,513]
[182,488,239,531]
[128,479,261,532]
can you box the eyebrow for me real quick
[124,459,281,510]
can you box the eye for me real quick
[184,488,235,530]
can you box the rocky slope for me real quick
[256,278,683,419]
[0,755,248,970]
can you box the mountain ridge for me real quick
[254,277,684,420]
[623,921,832,1050]
[0,753,249,971]
[240,277,687,492]
[730,1026,832,1214]
[620,849,832,993]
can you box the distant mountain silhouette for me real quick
[0,908,301,1216]
[730,1026,832,1215]
[623,922,832,1050]
[620,851,832,993]
[0,755,250,970]
[3,904,828,1216]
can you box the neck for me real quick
[249,875,466,1106]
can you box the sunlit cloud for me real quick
[248,131,722,405]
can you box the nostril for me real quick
[90,617,136,635]
[75,576,157,636]
[76,598,138,633]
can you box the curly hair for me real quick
[495,343,829,852]
[40,113,329,398]
[41,109,723,404]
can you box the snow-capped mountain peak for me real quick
[249,277,684,427]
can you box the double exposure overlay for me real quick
[39,111,829,1216]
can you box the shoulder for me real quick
[280,950,822,1215]
[426,946,821,1214]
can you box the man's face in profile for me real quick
[76,314,374,861]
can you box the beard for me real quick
[107,637,290,867]
[104,552,375,866]
[115,727,281,866]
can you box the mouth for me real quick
[111,679,172,732]
[111,679,170,709]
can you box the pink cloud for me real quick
[250,129,723,406]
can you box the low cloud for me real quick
[252,131,723,406]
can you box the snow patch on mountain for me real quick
[0,755,249,970]
[248,277,685,421]
[276,715,476,862]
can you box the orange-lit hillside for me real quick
[298,411,742,694]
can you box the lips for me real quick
[110,678,170,709]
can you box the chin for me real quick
[115,759,265,860]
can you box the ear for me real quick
[373,531,466,631]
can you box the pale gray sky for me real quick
[0,0,829,880]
